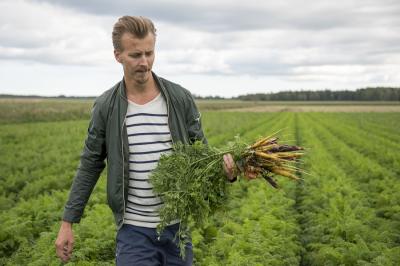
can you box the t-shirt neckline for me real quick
[127,92,162,107]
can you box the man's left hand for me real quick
[223,153,238,181]
[223,153,258,182]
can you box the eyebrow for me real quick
[129,50,153,54]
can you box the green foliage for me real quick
[0,121,86,209]
[150,140,247,256]
[6,204,115,266]
[296,113,400,265]
[193,113,303,265]
[194,181,302,266]
[0,191,67,258]
[1,107,400,265]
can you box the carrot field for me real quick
[1,99,399,265]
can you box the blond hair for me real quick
[112,16,157,51]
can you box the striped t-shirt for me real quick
[123,93,173,228]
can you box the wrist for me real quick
[61,221,73,229]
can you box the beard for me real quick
[125,66,151,85]
[133,70,150,84]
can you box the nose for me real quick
[138,55,148,66]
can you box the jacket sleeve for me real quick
[62,99,107,223]
[186,93,208,144]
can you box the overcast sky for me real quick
[1,0,399,97]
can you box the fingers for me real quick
[56,241,73,262]
[245,170,258,180]
[223,154,258,181]
[55,227,74,263]
[56,241,69,262]
[65,239,74,259]
[223,154,236,180]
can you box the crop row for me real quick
[6,203,115,266]
[194,112,303,265]
[0,177,107,263]
[351,113,400,136]
[307,113,400,176]
[205,111,283,146]
[296,113,400,265]
[2,112,400,265]
[0,113,278,206]
[307,114,400,225]
[0,121,87,210]
[327,113,400,143]
[2,112,301,265]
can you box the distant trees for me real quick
[193,94,225,100]
[236,87,400,101]
[2,87,399,101]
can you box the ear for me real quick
[114,50,122,63]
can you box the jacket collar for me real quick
[118,71,169,101]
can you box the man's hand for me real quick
[223,153,237,181]
[223,153,257,181]
[55,221,74,263]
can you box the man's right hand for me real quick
[55,221,74,263]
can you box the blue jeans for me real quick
[115,223,193,266]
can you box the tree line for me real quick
[234,87,400,101]
[2,87,399,101]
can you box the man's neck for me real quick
[124,75,159,105]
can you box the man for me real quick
[55,16,239,265]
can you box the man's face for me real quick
[114,32,156,85]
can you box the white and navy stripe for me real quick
[123,93,177,228]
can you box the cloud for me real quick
[0,0,399,96]
[0,0,114,65]
[30,0,400,31]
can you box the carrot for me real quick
[255,151,279,160]
[262,174,279,188]
[256,144,279,152]
[250,137,270,149]
[275,152,304,158]
[270,167,300,180]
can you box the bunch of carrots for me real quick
[235,134,305,188]
[150,132,306,257]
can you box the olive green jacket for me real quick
[63,72,206,228]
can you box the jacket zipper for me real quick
[156,76,174,145]
[165,91,174,145]
[119,84,128,229]
[120,116,126,228]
